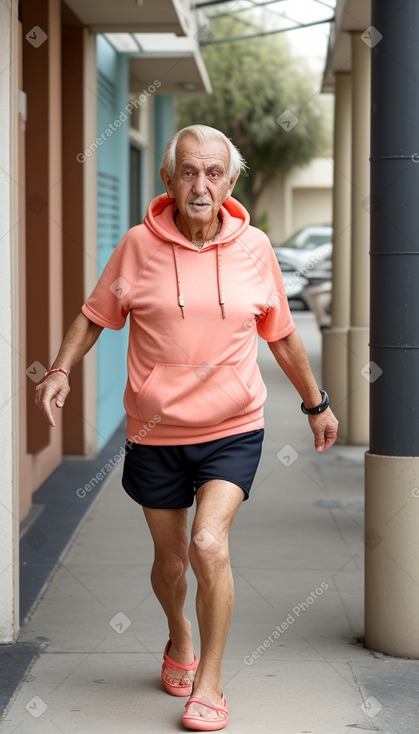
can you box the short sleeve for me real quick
[255,243,296,342]
[82,234,133,330]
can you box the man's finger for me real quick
[35,386,51,425]
[321,429,338,452]
[40,399,56,427]
[315,435,325,453]
[45,410,56,427]
[325,434,337,450]
[55,386,69,409]
[35,382,68,427]
[42,393,57,426]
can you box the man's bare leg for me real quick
[142,507,195,667]
[188,479,244,705]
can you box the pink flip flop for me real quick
[161,640,199,697]
[181,695,229,731]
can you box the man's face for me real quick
[160,135,239,232]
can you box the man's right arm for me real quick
[35,312,104,427]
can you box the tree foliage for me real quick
[177,17,332,220]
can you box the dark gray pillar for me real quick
[365,0,419,657]
[370,0,419,456]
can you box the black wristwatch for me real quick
[301,389,329,415]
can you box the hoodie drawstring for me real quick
[172,243,226,319]
[173,245,185,318]
[217,244,226,319]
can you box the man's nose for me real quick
[192,172,207,195]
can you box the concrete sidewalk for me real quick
[2,313,419,733]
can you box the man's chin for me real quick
[186,206,213,222]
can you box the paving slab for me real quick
[2,313,419,734]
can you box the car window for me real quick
[298,233,332,250]
[279,227,332,250]
[309,234,331,247]
[299,238,319,250]
[280,229,306,248]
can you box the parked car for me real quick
[303,281,332,329]
[274,225,333,312]
[274,224,332,267]
[275,224,332,253]
[280,258,310,309]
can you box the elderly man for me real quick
[36,124,338,731]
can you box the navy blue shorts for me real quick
[121,429,264,509]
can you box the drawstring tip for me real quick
[178,294,185,318]
[220,302,226,319]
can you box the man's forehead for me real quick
[175,136,230,168]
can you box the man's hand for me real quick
[35,374,70,427]
[33,312,103,427]
[268,332,339,453]
[308,407,338,453]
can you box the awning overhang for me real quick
[129,35,212,95]
[65,0,191,36]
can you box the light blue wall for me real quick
[154,95,175,197]
[96,35,129,449]
[94,41,175,449]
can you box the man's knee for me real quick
[189,529,230,582]
[153,548,189,585]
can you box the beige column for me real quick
[322,73,352,443]
[365,454,419,656]
[347,33,371,445]
[0,0,20,642]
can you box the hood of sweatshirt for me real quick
[144,193,250,249]
[143,193,250,319]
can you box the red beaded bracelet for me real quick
[44,368,70,379]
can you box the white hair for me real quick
[162,124,247,180]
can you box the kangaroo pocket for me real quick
[136,363,255,427]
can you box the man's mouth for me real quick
[190,202,211,207]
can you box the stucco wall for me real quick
[256,156,333,246]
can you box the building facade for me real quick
[1,0,210,642]
[256,156,333,247]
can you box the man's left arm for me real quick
[268,329,339,453]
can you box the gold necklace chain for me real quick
[174,210,222,249]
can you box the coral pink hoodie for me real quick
[82,194,295,444]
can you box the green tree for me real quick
[177,17,332,223]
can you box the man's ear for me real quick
[226,171,240,199]
[160,166,175,197]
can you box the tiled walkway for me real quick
[3,314,418,734]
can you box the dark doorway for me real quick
[130,144,142,228]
